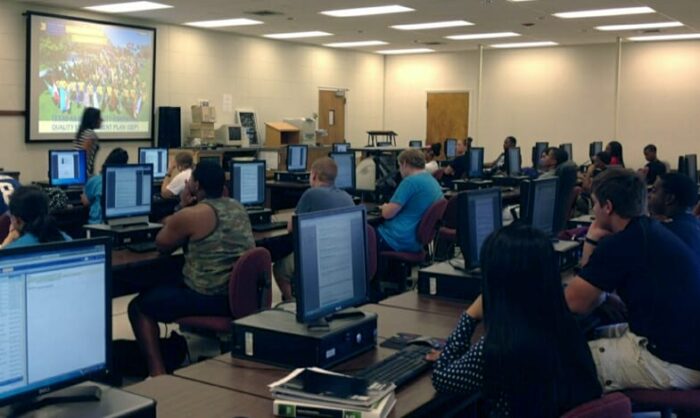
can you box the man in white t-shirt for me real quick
[161,152,193,200]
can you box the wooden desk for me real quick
[362,304,459,339]
[379,290,466,317]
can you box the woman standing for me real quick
[74,107,102,176]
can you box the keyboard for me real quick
[125,241,158,253]
[251,221,287,232]
[354,345,432,388]
[367,207,382,216]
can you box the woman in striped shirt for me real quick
[74,107,102,176]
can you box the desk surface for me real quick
[379,290,466,317]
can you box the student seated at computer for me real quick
[487,136,517,172]
[377,149,442,252]
[442,138,470,182]
[161,151,193,200]
[0,174,20,215]
[128,161,255,376]
[81,147,129,224]
[0,186,71,249]
[639,144,667,185]
[431,223,601,417]
[565,169,700,391]
[424,148,438,174]
[538,146,571,179]
[581,151,611,194]
[605,140,625,167]
[648,173,700,253]
[273,157,354,301]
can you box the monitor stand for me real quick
[306,308,366,331]
[7,385,101,417]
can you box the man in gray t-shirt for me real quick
[274,157,354,301]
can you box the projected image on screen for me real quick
[27,13,155,141]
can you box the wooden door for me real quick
[319,89,346,144]
[426,92,469,148]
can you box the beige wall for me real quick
[0,1,384,182]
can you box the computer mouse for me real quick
[407,337,440,349]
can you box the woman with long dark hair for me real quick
[74,106,103,176]
[0,186,70,249]
[605,140,625,167]
[432,223,601,417]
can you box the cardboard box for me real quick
[190,122,215,138]
[191,105,216,123]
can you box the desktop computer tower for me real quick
[157,106,181,149]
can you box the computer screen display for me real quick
[445,139,457,159]
[48,150,87,187]
[589,141,603,160]
[230,160,266,206]
[506,147,521,176]
[533,142,549,168]
[138,147,168,179]
[287,145,308,172]
[560,143,573,163]
[457,188,502,269]
[332,143,349,153]
[198,154,222,167]
[0,238,110,407]
[409,140,422,149]
[685,154,698,184]
[102,164,153,220]
[467,148,484,178]
[294,205,368,323]
[526,177,559,236]
[330,152,356,190]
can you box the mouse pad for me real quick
[380,333,447,350]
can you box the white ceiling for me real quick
[15,0,700,53]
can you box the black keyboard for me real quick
[125,241,158,253]
[354,345,432,388]
[251,221,287,232]
[367,207,382,216]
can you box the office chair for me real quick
[432,168,445,181]
[366,224,377,281]
[0,214,10,242]
[623,388,700,418]
[435,193,460,260]
[553,162,579,233]
[561,392,631,418]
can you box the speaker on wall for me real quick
[157,106,181,148]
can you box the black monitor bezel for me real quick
[286,144,309,173]
[444,138,457,159]
[229,159,266,206]
[101,163,153,221]
[0,237,112,408]
[559,143,573,163]
[525,176,559,236]
[532,142,549,168]
[48,149,87,187]
[457,188,502,269]
[137,147,168,180]
[332,143,350,153]
[329,152,356,191]
[685,154,698,184]
[506,147,522,176]
[589,141,603,160]
[467,147,485,179]
[409,140,423,149]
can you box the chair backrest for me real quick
[366,224,377,281]
[441,192,461,229]
[229,247,272,319]
[553,162,578,233]
[561,393,631,418]
[0,214,10,243]
[417,198,448,246]
[432,168,445,181]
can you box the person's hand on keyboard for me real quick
[425,349,442,362]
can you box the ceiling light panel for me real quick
[391,20,473,30]
[321,5,414,17]
[554,6,655,19]
[84,1,172,13]
[595,22,683,31]
[446,32,520,40]
[185,18,263,28]
[491,41,558,48]
[628,33,700,41]
[324,40,388,48]
[264,31,333,39]
[376,48,434,54]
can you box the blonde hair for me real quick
[398,149,426,169]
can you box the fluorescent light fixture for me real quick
[321,5,414,17]
[185,18,263,28]
[391,20,473,30]
[595,21,683,31]
[508,0,537,2]
[491,41,558,48]
[446,32,521,40]
[264,31,333,39]
[84,1,172,13]
[628,33,700,41]
[376,48,434,54]
[324,40,388,48]
[554,6,655,19]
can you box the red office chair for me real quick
[623,388,700,418]
[366,224,377,282]
[432,168,445,181]
[0,214,10,243]
[380,198,448,293]
[175,247,272,350]
[561,393,631,418]
[435,192,461,260]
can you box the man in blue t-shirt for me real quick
[377,149,443,252]
[0,175,20,215]
[648,172,700,253]
[273,157,354,301]
[565,169,700,392]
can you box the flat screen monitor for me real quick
[684,154,698,184]
[524,177,559,236]
[467,147,484,178]
[102,164,152,221]
[589,141,603,160]
[445,138,457,159]
[293,205,368,324]
[287,145,308,172]
[197,153,222,167]
[409,140,422,149]
[0,238,111,407]
[48,150,87,187]
[506,147,522,176]
[230,160,265,206]
[332,143,349,153]
[138,147,168,180]
[330,152,356,190]
[532,142,549,168]
[560,143,573,163]
[457,188,502,270]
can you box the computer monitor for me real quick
[48,150,87,187]
[286,145,308,172]
[197,152,222,167]
[293,205,368,324]
[0,238,110,409]
[560,143,573,163]
[332,143,349,153]
[467,147,484,178]
[138,147,168,180]
[506,147,522,176]
[102,164,153,227]
[230,160,266,207]
[330,152,356,190]
[409,140,423,149]
[523,177,559,236]
[589,141,603,160]
[444,138,457,159]
[681,154,698,184]
[457,188,502,270]
[532,142,549,168]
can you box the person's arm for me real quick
[160,165,180,199]
[380,202,402,219]
[1,224,20,249]
[443,165,455,176]
[80,193,89,207]
[155,209,193,252]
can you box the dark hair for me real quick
[9,186,66,243]
[191,161,224,198]
[76,107,101,139]
[659,173,699,209]
[592,168,646,218]
[595,151,611,165]
[545,147,568,165]
[431,142,442,157]
[481,223,600,417]
[606,141,624,167]
[104,148,129,166]
[506,136,517,147]
[644,144,657,153]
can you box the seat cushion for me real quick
[381,250,426,264]
[438,227,456,241]
[561,393,631,418]
[624,389,700,410]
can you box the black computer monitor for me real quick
[523,177,559,236]
[589,141,603,160]
[409,140,423,149]
[287,145,308,172]
[230,160,266,207]
[506,147,522,176]
[560,143,573,163]
[0,238,111,409]
[532,142,549,168]
[102,164,153,224]
[197,152,222,167]
[293,205,368,324]
[48,150,87,187]
[457,188,502,270]
[467,147,484,178]
[332,143,349,153]
[445,138,457,159]
[682,154,698,184]
[330,152,356,191]
[138,147,168,180]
